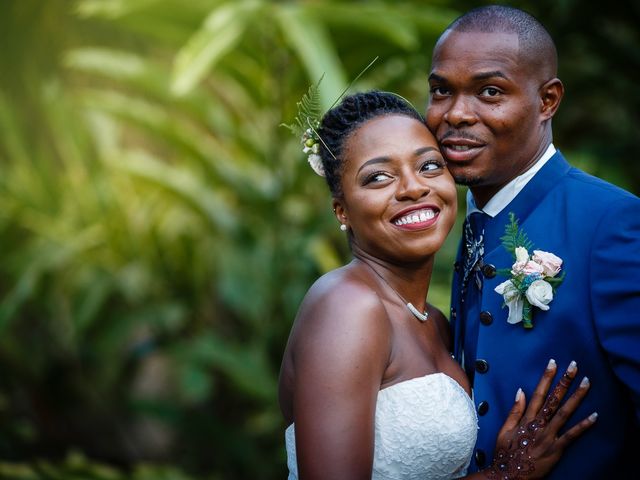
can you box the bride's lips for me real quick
[440,137,485,163]
[391,204,440,231]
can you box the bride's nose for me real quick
[395,171,430,201]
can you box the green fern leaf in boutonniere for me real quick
[499,212,534,257]
[494,213,565,329]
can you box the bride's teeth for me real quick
[395,209,436,226]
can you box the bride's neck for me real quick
[352,251,433,306]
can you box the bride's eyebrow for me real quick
[357,156,391,175]
[414,146,438,156]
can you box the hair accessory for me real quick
[281,75,327,176]
[340,224,347,232]
[302,127,325,176]
[281,57,379,176]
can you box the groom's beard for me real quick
[451,173,483,186]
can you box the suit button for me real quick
[477,401,489,416]
[475,359,489,374]
[475,449,486,467]
[479,311,493,325]
[454,261,461,273]
[450,307,456,319]
[482,263,497,278]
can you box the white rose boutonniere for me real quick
[494,213,565,329]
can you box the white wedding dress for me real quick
[285,373,478,479]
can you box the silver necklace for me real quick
[365,263,429,322]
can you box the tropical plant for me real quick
[0,1,457,477]
[1,0,637,477]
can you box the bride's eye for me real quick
[419,159,444,174]
[363,171,393,185]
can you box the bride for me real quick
[278,91,595,479]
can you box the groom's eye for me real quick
[480,87,501,97]
[430,86,450,97]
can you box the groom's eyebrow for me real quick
[428,73,447,84]
[472,70,509,81]
[428,70,509,83]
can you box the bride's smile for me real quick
[391,205,439,229]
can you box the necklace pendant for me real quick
[407,302,429,322]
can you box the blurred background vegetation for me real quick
[0,0,637,478]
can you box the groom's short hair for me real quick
[442,5,558,77]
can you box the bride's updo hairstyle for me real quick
[318,91,423,197]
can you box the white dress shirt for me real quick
[466,143,557,218]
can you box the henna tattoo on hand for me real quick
[484,439,535,479]
[483,371,573,479]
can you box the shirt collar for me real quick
[466,143,556,218]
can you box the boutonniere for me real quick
[494,213,565,329]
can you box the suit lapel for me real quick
[482,151,572,257]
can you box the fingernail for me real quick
[568,360,577,373]
[580,376,590,388]
[547,358,556,370]
[589,412,598,422]
[515,388,523,402]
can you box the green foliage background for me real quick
[0,0,637,478]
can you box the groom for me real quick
[426,5,640,478]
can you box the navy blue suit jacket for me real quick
[451,151,640,478]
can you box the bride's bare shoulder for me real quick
[297,263,388,327]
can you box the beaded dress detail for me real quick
[285,373,478,479]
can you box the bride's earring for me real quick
[340,224,347,232]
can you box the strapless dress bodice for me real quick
[285,372,478,479]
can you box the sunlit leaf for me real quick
[171,0,263,96]
[109,149,239,233]
[275,5,347,110]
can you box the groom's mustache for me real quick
[439,130,485,145]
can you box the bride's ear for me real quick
[333,199,349,229]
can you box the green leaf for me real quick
[171,333,276,402]
[109,149,239,233]
[170,1,262,96]
[276,5,347,110]
[280,74,324,138]
[500,212,534,257]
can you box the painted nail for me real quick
[580,376,590,388]
[547,358,556,370]
[515,388,523,402]
[588,412,598,422]
[567,360,577,373]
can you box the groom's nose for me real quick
[444,95,477,128]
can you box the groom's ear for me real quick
[539,78,564,120]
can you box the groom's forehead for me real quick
[433,29,520,60]
[430,31,524,77]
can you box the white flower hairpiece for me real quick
[301,128,325,176]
